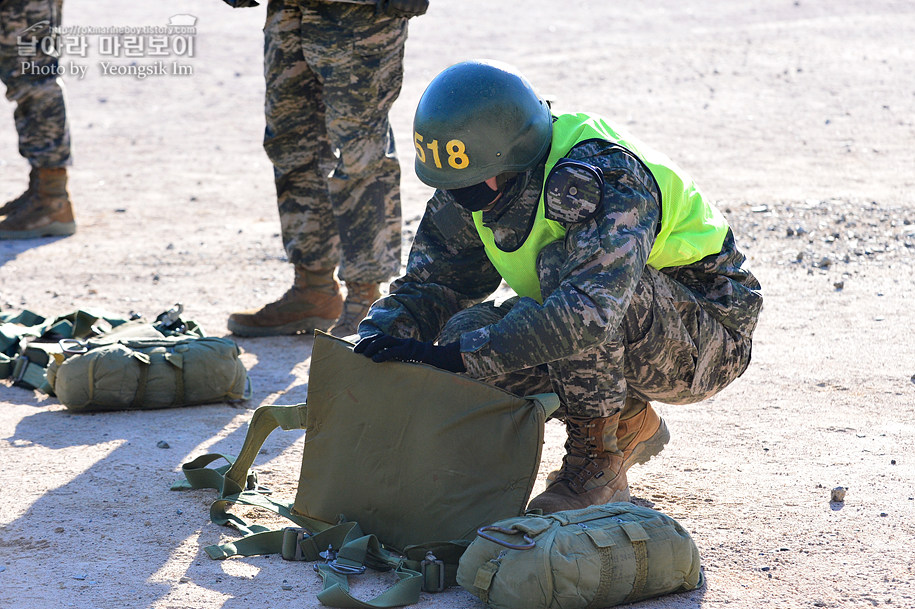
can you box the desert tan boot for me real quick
[0,167,76,239]
[546,398,671,483]
[527,414,630,514]
[329,281,382,339]
[617,397,670,471]
[227,267,343,337]
[0,167,39,217]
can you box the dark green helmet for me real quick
[412,60,553,190]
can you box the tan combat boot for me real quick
[0,167,76,239]
[227,266,343,337]
[329,281,381,339]
[527,414,629,514]
[0,167,39,217]
[546,398,671,482]
[617,397,670,471]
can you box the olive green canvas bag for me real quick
[0,303,240,411]
[46,334,250,411]
[174,332,558,607]
[457,503,704,609]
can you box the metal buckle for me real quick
[313,545,366,576]
[244,471,272,494]
[156,303,187,334]
[476,526,536,550]
[59,338,88,355]
[328,560,367,575]
[420,551,445,593]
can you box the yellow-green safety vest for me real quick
[472,113,729,302]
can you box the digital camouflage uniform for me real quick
[359,139,763,420]
[0,0,71,168]
[264,0,405,284]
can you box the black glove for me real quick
[377,0,429,18]
[221,0,260,8]
[354,334,465,373]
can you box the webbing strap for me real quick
[240,376,254,400]
[170,405,307,499]
[206,529,286,560]
[131,358,149,409]
[171,453,242,492]
[203,495,336,558]
[11,355,48,390]
[222,403,308,495]
[310,528,423,609]
[171,406,316,537]
[202,500,424,607]
[624,539,649,603]
[315,562,422,609]
[172,352,185,406]
[172,402,431,607]
[0,354,12,378]
[209,490,313,536]
[620,521,650,603]
[587,547,615,609]
[172,451,312,537]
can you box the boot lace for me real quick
[554,420,600,484]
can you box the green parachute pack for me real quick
[457,502,704,609]
[1,304,249,411]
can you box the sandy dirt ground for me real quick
[1,1,914,608]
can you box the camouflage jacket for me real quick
[360,139,763,379]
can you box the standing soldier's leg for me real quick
[227,0,343,337]
[0,0,75,239]
[300,3,407,337]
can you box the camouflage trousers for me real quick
[0,0,71,167]
[263,0,405,284]
[437,266,753,420]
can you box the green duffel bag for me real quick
[457,503,704,609]
[46,335,250,411]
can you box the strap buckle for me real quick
[59,338,89,355]
[420,551,445,593]
[313,544,367,576]
[328,560,367,576]
[281,527,310,561]
[244,471,270,494]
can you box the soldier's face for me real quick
[448,177,501,212]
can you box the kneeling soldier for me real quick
[355,60,763,514]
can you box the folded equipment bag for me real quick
[47,335,249,411]
[457,503,704,609]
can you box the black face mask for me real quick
[447,181,501,212]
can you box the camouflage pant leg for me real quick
[263,0,339,272]
[263,0,405,283]
[546,265,752,419]
[301,1,405,284]
[438,268,752,420]
[0,0,71,167]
